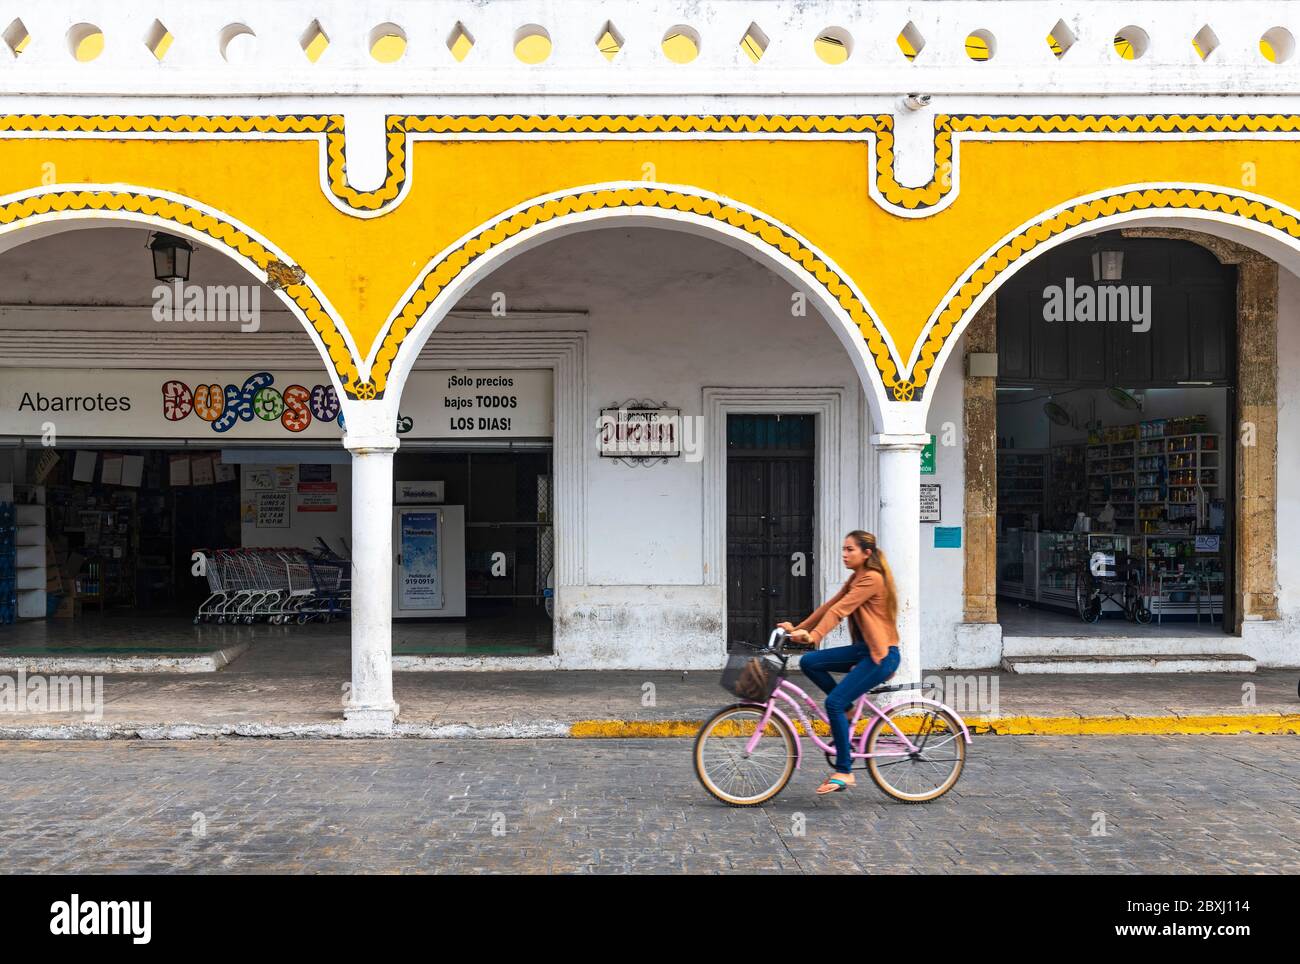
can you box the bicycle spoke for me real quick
[866,703,966,800]
[698,708,794,803]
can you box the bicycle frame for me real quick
[742,677,972,770]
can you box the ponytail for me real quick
[847,530,898,625]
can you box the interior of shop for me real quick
[994,233,1236,636]
[0,225,557,661]
[0,444,553,658]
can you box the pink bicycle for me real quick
[694,629,972,806]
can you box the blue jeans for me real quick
[799,644,901,773]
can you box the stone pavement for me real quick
[0,634,1296,736]
[0,736,1297,873]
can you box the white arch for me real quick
[0,183,356,402]
[916,183,1300,419]
[374,182,899,428]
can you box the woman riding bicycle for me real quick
[779,530,900,795]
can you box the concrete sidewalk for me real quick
[0,635,1297,738]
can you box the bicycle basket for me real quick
[719,653,785,702]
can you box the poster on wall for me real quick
[398,511,443,610]
[296,482,338,512]
[920,483,942,522]
[245,467,276,490]
[299,464,332,483]
[255,490,290,528]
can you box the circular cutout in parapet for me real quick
[219,23,256,64]
[965,29,996,62]
[370,23,407,63]
[663,25,700,64]
[815,26,852,64]
[68,23,104,62]
[1113,25,1150,60]
[1261,26,1295,63]
[514,24,551,64]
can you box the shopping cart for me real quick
[194,548,252,624]
[195,544,351,625]
[276,542,350,624]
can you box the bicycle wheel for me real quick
[864,701,967,804]
[694,703,797,807]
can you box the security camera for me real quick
[902,93,932,112]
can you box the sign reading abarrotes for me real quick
[0,368,553,440]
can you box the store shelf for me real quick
[0,483,46,621]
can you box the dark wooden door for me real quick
[726,414,815,651]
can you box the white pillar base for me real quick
[342,705,399,734]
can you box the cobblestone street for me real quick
[2,735,1297,874]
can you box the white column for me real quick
[343,432,400,731]
[871,432,929,694]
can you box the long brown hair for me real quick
[847,530,898,624]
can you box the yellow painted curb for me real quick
[568,714,1300,738]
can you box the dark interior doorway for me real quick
[726,414,815,650]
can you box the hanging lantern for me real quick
[149,231,193,282]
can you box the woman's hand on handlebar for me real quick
[787,629,813,648]
[776,622,795,634]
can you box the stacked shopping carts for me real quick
[193,539,351,625]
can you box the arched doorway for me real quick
[375,223,882,668]
[922,199,1293,672]
[0,220,349,674]
[992,233,1240,645]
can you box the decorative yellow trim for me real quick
[0,186,361,394]
[5,111,1300,219]
[8,113,1300,400]
[368,185,902,398]
[913,186,1300,393]
[0,114,406,214]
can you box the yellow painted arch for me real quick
[0,185,358,395]
[913,185,1300,397]
[367,183,908,405]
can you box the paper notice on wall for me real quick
[255,490,290,528]
[191,455,215,486]
[214,461,237,484]
[121,454,144,488]
[169,454,191,486]
[244,467,275,490]
[73,450,97,483]
[100,454,123,485]
[240,500,256,525]
[296,481,338,512]
[273,465,296,488]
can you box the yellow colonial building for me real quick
[0,1,1295,727]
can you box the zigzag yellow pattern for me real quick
[7,111,1300,218]
[365,185,904,399]
[0,187,361,394]
[912,187,1300,391]
[8,113,1300,400]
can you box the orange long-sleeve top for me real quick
[794,568,899,662]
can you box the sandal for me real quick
[816,774,854,794]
